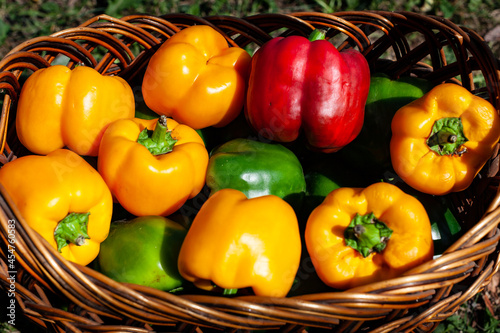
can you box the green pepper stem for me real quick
[427,117,468,156]
[137,115,178,155]
[54,212,90,252]
[308,29,326,42]
[153,115,168,143]
[344,212,393,258]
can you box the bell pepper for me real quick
[305,182,434,290]
[196,112,255,153]
[245,29,370,152]
[390,83,500,195]
[142,25,252,129]
[0,149,113,266]
[300,152,373,219]
[428,196,463,256]
[97,216,187,292]
[16,65,135,156]
[177,188,302,297]
[97,115,208,217]
[383,171,463,256]
[206,138,306,209]
[340,73,434,177]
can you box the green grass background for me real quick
[0,0,499,332]
[0,0,498,57]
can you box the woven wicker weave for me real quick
[1,11,499,333]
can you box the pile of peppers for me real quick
[3,23,499,298]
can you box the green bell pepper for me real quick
[340,73,434,178]
[196,112,255,153]
[426,195,463,256]
[302,154,372,214]
[96,216,187,292]
[206,138,306,208]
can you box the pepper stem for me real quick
[54,212,90,252]
[427,117,468,156]
[308,29,326,42]
[344,212,393,258]
[137,115,178,155]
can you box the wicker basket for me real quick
[1,11,500,333]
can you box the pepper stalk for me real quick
[137,115,178,155]
[344,212,393,258]
[427,117,468,156]
[54,212,90,252]
[308,29,326,42]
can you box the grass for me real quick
[0,0,499,332]
[435,289,500,333]
[0,0,498,56]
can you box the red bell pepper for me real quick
[245,30,370,152]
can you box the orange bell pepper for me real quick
[305,182,434,290]
[0,149,113,266]
[390,83,500,195]
[97,115,208,216]
[15,65,135,156]
[142,25,251,129]
[177,188,302,297]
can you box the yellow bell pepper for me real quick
[177,188,302,297]
[390,83,500,195]
[16,65,135,156]
[305,182,434,290]
[97,115,208,217]
[142,25,251,129]
[0,149,113,266]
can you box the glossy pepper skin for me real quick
[16,65,135,156]
[0,149,113,266]
[383,173,462,256]
[142,25,252,129]
[97,216,187,291]
[178,188,302,297]
[305,182,434,290]
[245,30,370,152]
[340,73,433,177]
[97,116,209,217]
[206,138,306,208]
[390,83,500,195]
